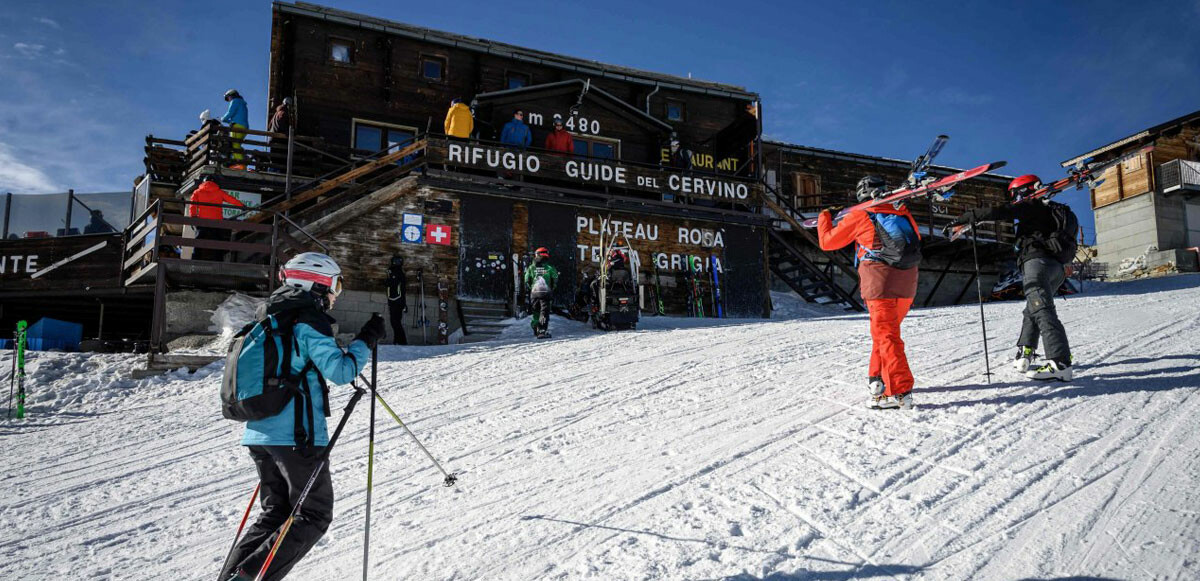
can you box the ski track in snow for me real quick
[2,277,1199,580]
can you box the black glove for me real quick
[354,314,386,348]
[948,210,975,228]
[823,205,844,215]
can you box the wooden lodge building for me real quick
[0,1,1016,350]
[1061,108,1200,272]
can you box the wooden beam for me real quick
[257,141,426,219]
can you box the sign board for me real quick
[401,213,424,244]
[430,141,758,202]
[224,190,262,220]
[426,224,452,246]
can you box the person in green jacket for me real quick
[524,247,559,339]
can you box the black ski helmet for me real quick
[856,175,887,202]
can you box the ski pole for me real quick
[217,483,260,580]
[7,336,16,418]
[253,387,366,581]
[358,373,457,487]
[970,222,993,384]
[362,344,377,581]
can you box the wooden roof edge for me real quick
[276,1,758,100]
[763,140,1015,183]
[1060,107,1200,168]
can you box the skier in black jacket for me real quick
[948,174,1073,381]
[385,255,408,345]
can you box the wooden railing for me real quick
[121,198,327,287]
[144,122,351,185]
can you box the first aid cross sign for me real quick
[426,224,452,246]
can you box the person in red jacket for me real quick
[818,175,922,410]
[544,114,574,156]
[188,179,246,261]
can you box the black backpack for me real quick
[1040,201,1079,264]
[220,309,328,447]
[865,212,922,269]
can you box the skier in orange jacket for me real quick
[818,176,922,410]
[187,179,246,260]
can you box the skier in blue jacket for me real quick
[220,89,250,168]
[221,252,385,581]
[499,109,532,149]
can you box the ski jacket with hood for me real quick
[500,119,532,149]
[220,96,249,128]
[241,287,370,447]
[444,103,474,138]
[544,129,574,155]
[524,262,559,298]
[959,202,1059,265]
[818,204,921,300]
[187,181,245,221]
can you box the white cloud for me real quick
[13,43,46,59]
[0,142,59,193]
[35,17,61,30]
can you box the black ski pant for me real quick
[388,302,408,345]
[1017,257,1071,365]
[530,296,551,335]
[194,227,229,262]
[221,445,333,581]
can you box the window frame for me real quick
[792,172,822,210]
[571,134,622,160]
[505,70,531,90]
[351,118,419,155]
[328,36,356,65]
[419,53,448,83]
[665,99,686,122]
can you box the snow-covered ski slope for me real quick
[3,275,1199,580]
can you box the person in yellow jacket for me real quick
[444,98,473,139]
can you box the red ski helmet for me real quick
[535,247,550,257]
[1008,174,1041,200]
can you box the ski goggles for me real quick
[280,269,344,296]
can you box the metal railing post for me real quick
[2,192,11,239]
[64,189,74,236]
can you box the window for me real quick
[572,136,620,160]
[506,72,530,90]
[329,38,354,64]
[420,55,446,81]
[352,119,417,154]
[792,173,822,210]
[666,100,686,122]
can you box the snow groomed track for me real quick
[2,275,1198,580]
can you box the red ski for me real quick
[948,146,1153,241]
[802,161,1007,228]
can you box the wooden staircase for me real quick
[458,299,511,343]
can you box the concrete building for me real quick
[1063,109,1200,273]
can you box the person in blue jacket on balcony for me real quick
[499,109,532,150]
[221,89,250,169]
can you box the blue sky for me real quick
[2,0,1198,240]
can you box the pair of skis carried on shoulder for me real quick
[947,145,1155,241]
[801,134,1007,229]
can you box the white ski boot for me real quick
[894,391,915,410]
[868,376,885,398]
[867,394,899,410]
[1011,346,1037,373]
[1026,360,1072,382]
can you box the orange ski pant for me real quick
[866,297,914,396]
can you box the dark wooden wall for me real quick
[269,9,754,167]
[764,144,1015,243]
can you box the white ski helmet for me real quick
[280,252,343,296]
